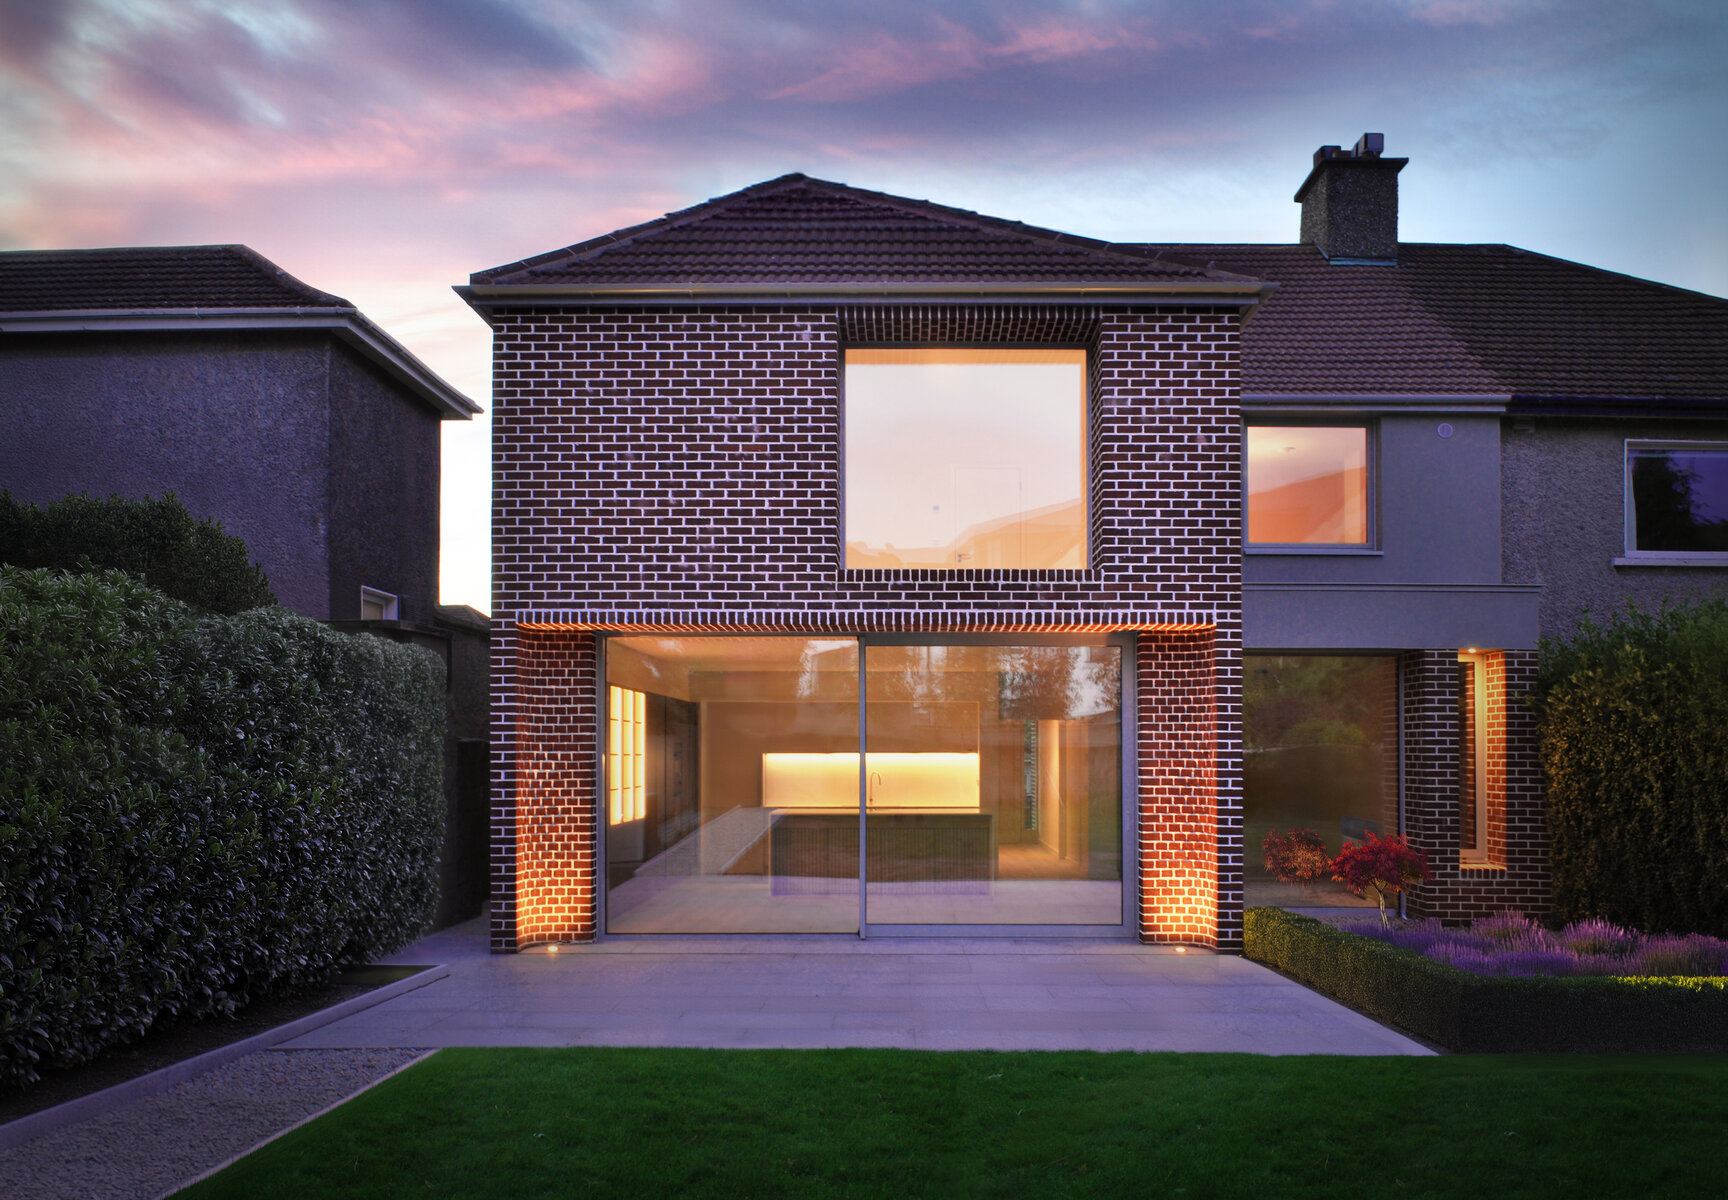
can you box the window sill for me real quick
[1458,860,1505,872]
[841,568,1092,581]
[1245,546,1383,557]
[1613,555,1728,568]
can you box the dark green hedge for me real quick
[1244,907,1728,1053]
[1534,599,1728,936]
[0,567,442,1088]
[0,491,275,614]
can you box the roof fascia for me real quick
[1506,394,1728,418]
[1244,392,1510,413]
[457,279,1273,312]
[0,308,481,419]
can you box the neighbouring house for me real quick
[0,244,492,926]
[461,135,1728,951]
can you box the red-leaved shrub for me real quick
[1331,832,1433,927]
[1262,828,1333,891]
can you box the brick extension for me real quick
[489,303,1245,950]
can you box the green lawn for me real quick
[178,1048,1728,1199]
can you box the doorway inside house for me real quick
[602,635,1126,934]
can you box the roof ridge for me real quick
[0,243,353,310]
[473,175,1258,285]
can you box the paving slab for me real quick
[277,915,1432,1056]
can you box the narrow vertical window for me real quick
[1457,651,1493,864]
[1457,654,1485,861]
[608,685,645,825]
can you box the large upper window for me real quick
[1625,441,1728,559]
[844,348,1088,570]
[1245,425,1369,546]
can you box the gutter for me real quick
[454,279,1274,321]
[1506,393,1728,418]
[0,307,481,420]
[1243,392,1511,413]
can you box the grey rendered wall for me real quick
[1245,412,1537,648]
[1502,418,1728,639]
[325,343,441,623]
[0,331,332,616]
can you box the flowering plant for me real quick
[1262,828,1333,891]
[1331,832,1433,927]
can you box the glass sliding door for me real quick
[864,642,1123,927]
[603,634,1126,933]
[604,636,860,933]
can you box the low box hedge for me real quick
[1244,907,1728,1053]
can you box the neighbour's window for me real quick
[1624,441,1728,558]
[360,586,399,620]
[1245,424,1370,545]
[844,348,1088,570]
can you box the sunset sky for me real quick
[3,0,1724,613]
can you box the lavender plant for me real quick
[1342,911,1728,979]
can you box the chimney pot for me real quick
[1354,132,1384,158]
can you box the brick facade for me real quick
[1403,648,1548,922]
[490,302,1246,950]
[1137,628,1243,946]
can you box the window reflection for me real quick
[1246,425,1368,544]
[1243,654,1397,909]
[1629,444,1728,554]
[845,348,1088,569]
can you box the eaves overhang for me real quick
[454,279,1274,324]
[1243,392,1512,413]
[1505,393,1728,419]
[0,306,482,420]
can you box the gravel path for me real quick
[0,1048,429,1199]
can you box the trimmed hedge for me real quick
[0,567,442,1088]
[1244,907,1728,1053]
[0,491,275,614]
[1534,599,1728,936]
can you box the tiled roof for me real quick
[1145,242,1728,400]
[0,245,351,312]
[474,174,1246,288]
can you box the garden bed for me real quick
[1244,907,1728,1053]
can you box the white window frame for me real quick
[1620,439,1728,566]
[360,586,400,621]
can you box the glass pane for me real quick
[1246,426,1368,544]
[1630,447,1728,553]
[1243,655,1397,908]
[605,636,860,933]
[864,643,1122,926]
[845,349,1088,570]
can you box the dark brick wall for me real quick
[1403,648,1548,922]
[490,302,1245,949]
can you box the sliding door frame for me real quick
[595,631,1139,939]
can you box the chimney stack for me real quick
[1295,133,1407,263]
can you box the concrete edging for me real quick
[0,964,450,1154]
